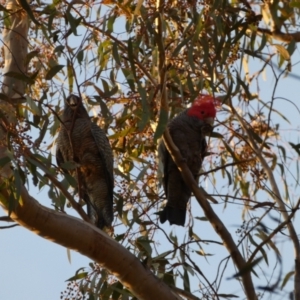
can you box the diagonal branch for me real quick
[0,185,180,300]
[162,129,257,300]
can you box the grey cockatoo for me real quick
[159,95,217,226]
[56,94,114,229]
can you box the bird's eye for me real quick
[201,111,205,114]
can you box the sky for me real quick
[0,186,91,300]
[0,224,90,299]
[2,4,300,300]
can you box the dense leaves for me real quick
[1,0,300,299]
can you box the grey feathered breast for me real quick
[56,95,114,229]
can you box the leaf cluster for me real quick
[2,0,300,299]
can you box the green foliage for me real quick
[2,0,300,299]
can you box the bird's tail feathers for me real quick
[160,206,186,226]
[85,195,113,229]
[96,206,113,229]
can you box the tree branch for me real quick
[0,224,19,229]
[0,185,180,300]
[234,108,300,300]
[0,2,180,299]
[162,129,257,300]
[257,27,300,43]
[0,215,15,222]
[248,197,300,264]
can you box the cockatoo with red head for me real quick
[159,95,218,226]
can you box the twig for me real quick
[26,152,90,223]
[44,173,90,223]
[170,286,201,300]
[248,197,300,264]
[257,27,300,43]
[200,158,256,176]
[184,251,219,299]
[234,107,300,300]
[72,9,158,87]
[0,215,15,222]
[0,224,19,229]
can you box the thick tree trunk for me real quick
[0,0,28,178]
[2,0,28,99]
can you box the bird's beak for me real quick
[204,117,214,126]
[69,96,77,106]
